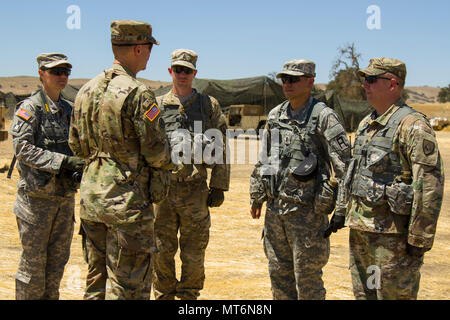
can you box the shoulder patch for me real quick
[145,103,161,122]
[16,108,32,121]
[423,139,435,156]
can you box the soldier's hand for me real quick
[250,203,262,219]
[323,214,345,238]
[406,244,430,258]
[62,156,85,172]
[207,188,225,207]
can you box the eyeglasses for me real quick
[172,66,194,75]
[280,75,302,84]
[47,67,71,77]
[363,75,393,84]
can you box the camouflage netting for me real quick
[155,76,286,115]
[0,77,373,132]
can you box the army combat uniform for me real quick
[345,101,444,299]
[69,21,170,300]
[153,86,230,300]
[250,63,350,299]
[10,70,77,299]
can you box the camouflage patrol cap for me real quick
[171,49,198,70]
[111,20,159,45]
[358,57,407,81]
[37,53,72,69]
[292,153,318,182]
[276,59,316,78]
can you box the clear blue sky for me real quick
[0,0,449,87]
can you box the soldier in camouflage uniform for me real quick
[10,53,85,299]
[153,49,230,300]
[249,59,350,300]
[344,58,444,300]
[68,20,171,300]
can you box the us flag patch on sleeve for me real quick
[145,103,160,122]
[17,108,32,121]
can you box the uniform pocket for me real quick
[314,181,337,215]
[385,182,413,215]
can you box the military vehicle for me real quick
[226,104,267,134]
[0,105,7,141]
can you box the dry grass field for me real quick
[1,103,449,300]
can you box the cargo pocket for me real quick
[314,181,337,215]
[278,168,315,205]
[114,224,154,280]
[385,182,413,215]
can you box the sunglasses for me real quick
[47,67,71,77]
[280,75,303,84]
[172,66,194,75]
[363,75,392,84]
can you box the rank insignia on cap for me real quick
[145,103,160,122]
[17,108,32,121]
[423,139,435,156]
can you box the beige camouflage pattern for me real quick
[69,63,170,225]
[349,229,423,300]
[345,102,444,249]
[80,219,155,300]
[153,179,210,300]
[250,98,350,299]
[358,57,406,81]
[153,89,229,300]
[276,59,316,78]
[110,20,159,45]
[69,63,170,299]
[9,90,76,299]
[171,49,198,70]
[36,53,72,69]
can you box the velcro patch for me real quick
[145,103,160,122]
[423,139,435,156]
[17,108,32,121]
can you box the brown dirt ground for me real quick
[1,108,449,299]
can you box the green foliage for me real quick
[438,85,450,103]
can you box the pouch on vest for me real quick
[149,167,171,204]
[278,167,316,205]
[385,181,414,215]
[292,153,318,182]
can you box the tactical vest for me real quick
[266,99,331,206]
[160,93,213,179]
[15,90,74,197]
[350,106,415,215]
[26,90,73,156]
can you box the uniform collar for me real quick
[112,63,135,78]
[369,98,404,127]
[279,96,313,123]
[163,89,198,110]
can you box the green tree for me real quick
[438,84,450,103]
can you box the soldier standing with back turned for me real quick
[343,58,444,299]
[9,53,84,299]
[249,59,350,300]
[153,49,230,300]
[69,20,170,300]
